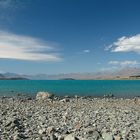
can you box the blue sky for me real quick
[0,0,140,74]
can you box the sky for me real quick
[0,0,140,74]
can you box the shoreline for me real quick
[0,92,139,99]
[0,95,140,139]
[1,78,140,80]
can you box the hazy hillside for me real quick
[0,73,28,80]
[25,67,140,80]
[1,67,140,80]
[0,74,5,78]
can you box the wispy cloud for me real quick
[0,0,24,23]
[0,0,12,8]
[83,49,90,53]
[77,49,91,55]
[101,60,139,72]
[106,34,140,53]
[109,60,139,66]
[100,66,118,72]
[0,0,20,9]
[0,31,62,61]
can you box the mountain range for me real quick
[0,67,140,80]
[0,72,28,80]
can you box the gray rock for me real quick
[47,126,55,133]
[50,133,57,140]
[58,135,65,140]
[0,97,139,139]
[64,134,79,140]
[92,131,101,140]
[102,133,114,140]
[38,128,46,135]
[60,98,70,103]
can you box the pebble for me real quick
[0,96,139,140]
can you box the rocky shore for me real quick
[0,93,140,140]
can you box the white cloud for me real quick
[83,50,90,53]
[109,60,139,66]
[0,31,62,61]
[77,49,91,55]
[100,66,118,72]
[108,61,119,65]
[107,34,140,53]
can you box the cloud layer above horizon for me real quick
[0,31,62,61]
[109,60,139,67]
[107,34,140,54]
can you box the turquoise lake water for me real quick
[0,80,140,98]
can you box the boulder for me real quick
[36,91,53,100]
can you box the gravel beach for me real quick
[0,95,140,140]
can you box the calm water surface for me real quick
[0,80,140,97]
